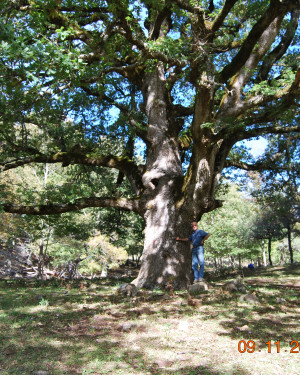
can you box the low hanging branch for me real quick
[0,151,144,195]
[2,196,144,216]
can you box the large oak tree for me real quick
[1,0,299,288]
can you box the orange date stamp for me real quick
[238,340,300,353]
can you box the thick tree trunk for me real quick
[133,65,223,290]
[134,203,193,289]
[133,66,194,289]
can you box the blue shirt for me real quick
[188,229,209,248]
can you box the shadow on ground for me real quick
[1,263,299,374]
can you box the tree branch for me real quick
[224,159,280,172]
[14,0,117,63]
[147,4,172,41]
[213,40,243,53]
[241,69,300,127]
[224,145,299,172]
[2,196,144,216]
[0,152,144,195]
[230,68,299,118]
[217,60,300,121]
[79,85,148,142]
[172,0,205,17]
[208,0,239,36]
[173,104,195,118]
[238,125,300,142]
[256,9,300,83]
[219,0,299,83]
[113,4,188,68]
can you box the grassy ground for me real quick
[0,264,299,375]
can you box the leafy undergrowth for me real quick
[0,264,299,375]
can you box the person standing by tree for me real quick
[176,222,210,283]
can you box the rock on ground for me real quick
[188,280,211,295]
[117,283,138,297]
[222,279,247,293]
[239,293,260,304]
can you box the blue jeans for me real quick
[192,246,204,280]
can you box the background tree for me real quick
[202,184,259,269]
[1,0,300,288]
[0,160,132,277]
[248,135,299,263]
[251,206,284,266]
